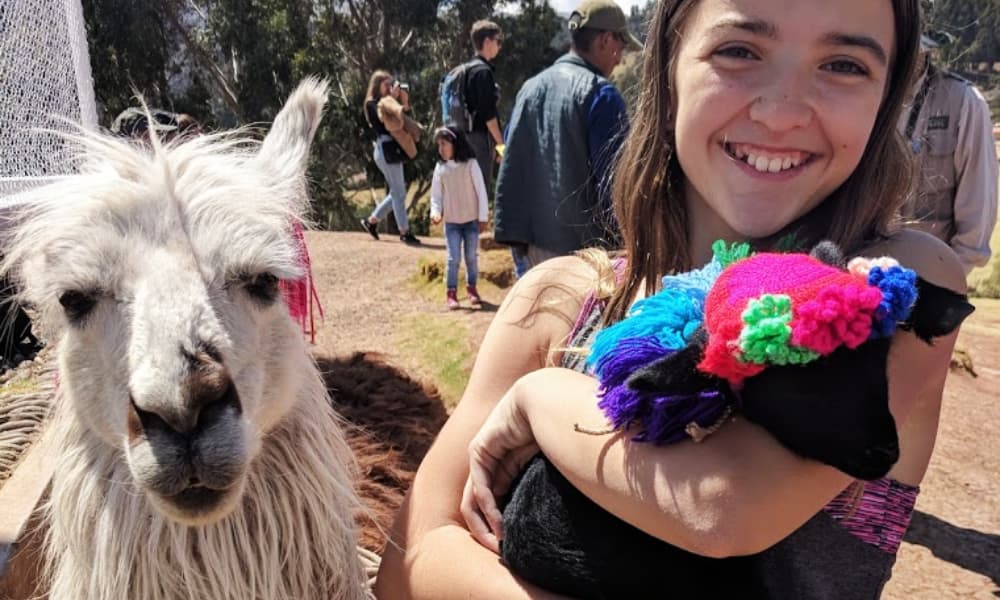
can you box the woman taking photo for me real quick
[361,70,421,246]
[376,0,967,598]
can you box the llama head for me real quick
[3,78,329,525]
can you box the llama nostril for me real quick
[127,397,144,443]
[195,381,241,432]
[129,395,185,436]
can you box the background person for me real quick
[110,107,201,142]
[430,126,489,310]
[898,34,998,275]
[492,0,641,269]
[361,70,422,246]
[459,20,505,197]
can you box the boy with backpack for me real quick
[441,20,504,197]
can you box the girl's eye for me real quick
[715,46,757,60]
[823,59,869,76]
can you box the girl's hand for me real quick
[431,214,442,225]
[479,221,488,233]
[461,379,540,554]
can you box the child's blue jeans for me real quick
[444,220,479,290]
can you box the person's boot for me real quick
[360,218,379,240]
[466,285,482,306]
[400,231,421,246]
[446,288,460,310]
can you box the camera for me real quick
[397,82,410,91]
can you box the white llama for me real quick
[2,79,367,599]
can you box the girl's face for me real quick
[380,78,395,98]
[437,137,455,161]
[673,0,895,243]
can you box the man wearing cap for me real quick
[493,0,641,268]
[898,34,998,275]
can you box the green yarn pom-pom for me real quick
[712,239,752,268]
[738,294,819,366]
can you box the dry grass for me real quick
[395,313,472,410]
[964,170,1000,298]
[413,248,514,291]
[1,376,41,396]
[967,209,1000,298]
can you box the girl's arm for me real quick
[375,256,599,600]
[464,230,966,557]
[469,160,489,222]
[430,164,443,222]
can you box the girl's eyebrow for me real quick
[822,33,888,65]
[709,17,776,38]
[710,17,888,66]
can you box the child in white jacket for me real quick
[430,126,489,309]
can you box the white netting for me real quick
[0,0,97,205]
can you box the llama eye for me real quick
[58,290,97,324]
[242,272,280,304]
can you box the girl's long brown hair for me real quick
[363,70,393,125]
[602,0,921,325]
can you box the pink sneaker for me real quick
[466,285,482,306]
[446,289,460,310]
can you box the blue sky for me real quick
[548,0,645,14]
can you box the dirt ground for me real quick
[304,230,999,599]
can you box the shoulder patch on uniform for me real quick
[927,115,950,131]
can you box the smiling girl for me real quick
[375,1,965,598]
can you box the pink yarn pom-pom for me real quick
[790,283,882,354]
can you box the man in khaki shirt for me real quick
[899,35,998,274]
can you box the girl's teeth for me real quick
[732,144,807,172]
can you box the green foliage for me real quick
[493,0,562,117]
[82,0,566,233]
[924,0,1000,67]
[82,0,173,118]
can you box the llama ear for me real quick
[257,77,329,181]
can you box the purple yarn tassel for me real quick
[594,337,732,445]
[594,337,667,431]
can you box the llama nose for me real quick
[129,380,240,438]
[128,353,241,438]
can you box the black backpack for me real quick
[440,58,486,131]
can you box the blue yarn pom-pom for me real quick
[868,265,918,338]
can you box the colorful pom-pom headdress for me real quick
[583,240,970,480]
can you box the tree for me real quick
[81,0,575,232]
[924,0,1000,69]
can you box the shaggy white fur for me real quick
[3,79,367,599]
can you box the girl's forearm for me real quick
[518,368,850,556]
[377,523,571,600]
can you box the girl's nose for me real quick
[748,94,814,132]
